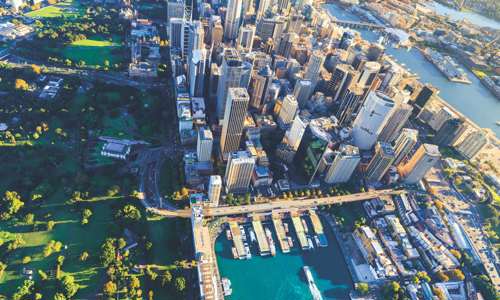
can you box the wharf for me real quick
[291,214,309,250]
[272,214,290,253]
[228,222,246,259]
[252,220,271,256]
[309,210,328,247]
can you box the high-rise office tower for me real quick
[224,0,242,41]
[189,48,207,97]
[367,44,385,61]
[197,126,213,162]
[167,0,184,25]
[277,0,291,14]
[454,129,487,160]
[352,53,367,71]
[293,79,313,108]
[210,17,223,48]
[339,30,355,50]
[256,17,277,42]
[399,144,441,184]
[352,91,395,150]
[256,0,270,21]
[271,16,287,46]
[286,115,309,151]
[365,141,395,182]
[328,64,358,101]
[277,94,299,129]
[216,48,244,118]
[277,32,298,58]
[209,63,221,104]
[249,65,273,111]
[392,128,418,166]
[287,14,304,34]
[220,88,250,159]
[208,175,222,207]
[187,20,204,60]
[428,106,456,132]
[224,150,256,193]
[304,50,325,86]
[378,102,413,143]
[324,144,361,184]
[169,18,184,49]
[237,25,256,52]
[356,61,381,88]
[434,118,466,147]
[413,84,438,114]
[336,83,365,126]
[378,65,402,93]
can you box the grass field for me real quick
[62,35,125,67]
[26,0,83,18]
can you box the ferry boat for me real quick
[244,244,252,259]
[422,48,472,84]
[249,229,256,243]
[303,266,323,300]
[496,121,500,126]
[226,229,232,241]
[231,247,238,259]
[307,237,314,250]
[222,278,233,296]
[240,226,247,242]
[302,219,309,234]
[287,236,294,248]
[314,235,321,248]
[284,223,289,233]
[265,228,276,256]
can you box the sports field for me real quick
[62,36,125,67]
[25,0,83,18]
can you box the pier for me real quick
[229,221,246,259]
[291,213,309,250]
[252,218,271,256]
[309,211,328,247]
[329,19,386,30]
[272,213,290,253]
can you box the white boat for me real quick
[287,236,294,248]
[284,223,289,233]
[249,229,256,243]
[244,245,252,259]
[303,266,323,300]
[231,247,238,259]
[314,236,321,247]
[302,219,309,234]
[222,278,233,296]
[226,229,232,240]
[307,237,314,250]
[265,228,276,256]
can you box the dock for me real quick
[252,220,271,256]
[272,214,290,253]
[309,211,328,247]
[291,215,309,250]
[228,222,246,259]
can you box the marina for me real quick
[309,211,328,248]
[272,213,291,253]
[292,213,310,250]
[228,221,246,260]
[252,218,271,256]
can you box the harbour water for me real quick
[215,219,353,300]
[326,4,500,136]
[426,1,500,30]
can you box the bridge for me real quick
[203,189,402,217]
[330,19,387,30]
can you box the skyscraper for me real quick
[327,64,357,101]
[304,50,325,87]
[365,142,395,182]
[324,144,361,184]
[189,48,207,97]
[220,88,250,159]
[454,129,487,160]
[277,0,291,14]
[224,0,242,41]
[434,118,466,147]
[237,25,256,52]
[413,84,438,114]
[286,115,309,151]
[197,126,213,162]
[277,94,299,129]
[167,0,184,25]
[169,18,184,49]
[293,79,313,108]
[277,32,298,58]
[352,91,396,150]
[356,61,381,88]
[216,48,244,118]
[339,31,355,50]
[256,0,270,22]
[392,128,418,166]
[336,83,365,126]
[399,144,441,184]
[208,175,222,207]
[187,20,204,64]
[224,151,256,193]
[249,65,273,110]
[378,102,413,143]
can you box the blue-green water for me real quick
[215,220,353,300]
[326,4,500,136]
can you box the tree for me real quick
[79,251,89,262]
[417,271,431,283]
[115,204,141,223]
[53,293,67,300]
[59,275,79,298]
[175,276,186,292]
[450,249,462,260]
[161,271,172,287]
[0,261,6,278]
[22,256,31,264]
[100,238,116,266]
[12,280,34,300]
[103,281,117,296]
[14,79,29,91]
[1,191,25,220]
[47,220,55,231]
[31,64,42,75]
[23,213,35,225]
[436,271,450,282]
[433,287,446,300]
[473,275,497,300]
[355,282,369,295]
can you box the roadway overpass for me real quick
[203,189,402,217]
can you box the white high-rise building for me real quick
[356,61,381,87]
[237,25,256,52]
[428,106,456,132]
[197,127,213,162]
[293,79,313,108]
[225,151,256,193]
[216,48,244,118]
[286,115,308,151]
[208,175,222,207]
[393,128,418,166]
[352,91,395,150]
[224,0,243,40]
[454,129,487,160]
[220,88,250,159]
[189,48,207,97]
[256,0,270,21]
[378,102,413,143]
[365,141,395,182]
[324,144,361,184]
[187,21,204,64]
[167,0,184,26]
[399,144,441,184]
[277,94,299,129]
[304,50,325,86]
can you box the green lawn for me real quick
[62,35,125,67]
[25,0,83,18]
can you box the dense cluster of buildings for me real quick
[129,18,160,78]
